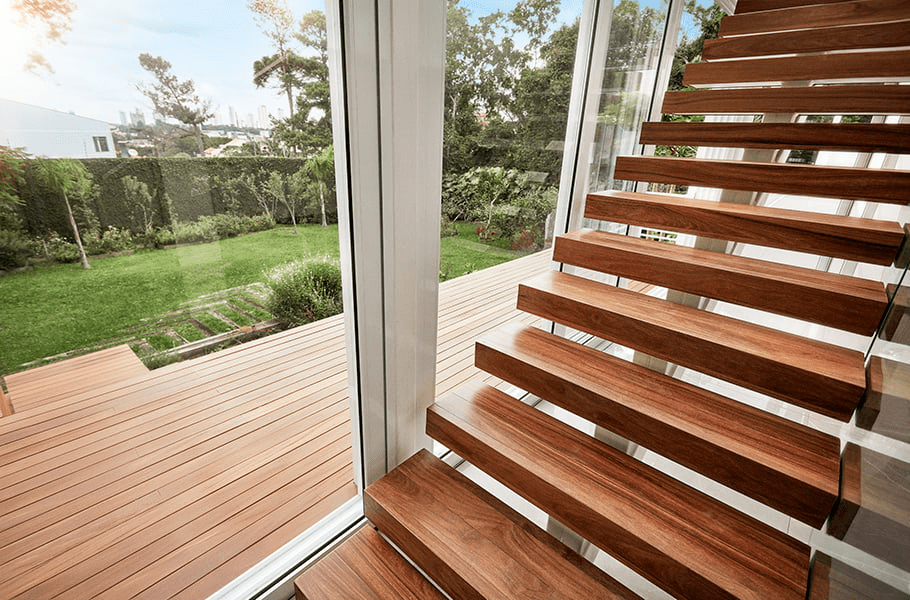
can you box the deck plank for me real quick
[0,250,551,600]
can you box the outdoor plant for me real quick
[0,229,31,270]
[264,257,343,326]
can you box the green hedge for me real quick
[14,157,338,237]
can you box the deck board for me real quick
[0,250,550,600]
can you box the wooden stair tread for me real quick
[640,121,910,155]
[294,526,448,600]
[735,0,869,14]
[517,270,865,421]
[584,190,905,266]
[808,552,910,600]
[828,443,910,571]
[364,449,640,600]
[553,228,887,335]
[661,85,910,115]
[428,382,811,600]
[683,49,910,87]
[857,356,910,443]
[719,0,910,37]
[474,322,840,527]
[614,156,910,205]
[703,19,910,60]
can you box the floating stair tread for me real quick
[427,382,811,600]
[703,19,910,60]
[735,0,873,14]
[585,190,905,266]
[517,270,865,421]
[639,121,910,155]
[364,449,641,600]
[475,322,840,527]
[614,156,910,205]
[553,228,887,335]
[828,443,910,571]
[719,0,910,37]
[682,49,910,87]
[294,526,448,600]
[661,85,910,116]
[584,190,905,266]
[808,552,910,600]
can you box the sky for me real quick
[0,0,681,127]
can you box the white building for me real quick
[0,98,116,158]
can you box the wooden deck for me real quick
[0,250,549,600]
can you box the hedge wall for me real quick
[15,156,338,237]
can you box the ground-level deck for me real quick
[0,250,548,599]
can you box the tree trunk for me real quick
[64,192,91,269]
[319,183,327,228]
[194,125,205,156]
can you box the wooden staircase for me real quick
[297,1,910,598]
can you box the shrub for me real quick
[173,219,218,244]
[0,229,31,270]
[83,226,134,255]
[34,231,81,263]
[264,257,343,326]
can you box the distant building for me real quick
[0,98,116,158]
[258,105,269,129]
[130,109,146,128]
[228,106,238,127]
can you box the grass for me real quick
[0,226,340,374]
[0,222,535,375]
[438,221,526,280]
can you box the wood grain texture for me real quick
[808,552,910,600]
[661,85,910,115]
[640,121,910,154]
[364,449,641,600]
[856,356,910,443]
[584,190,905,265]
[427,382,811,600]
[704,19,910,59]
[0,252,552,599]
[827,444,910,571]
[294,526,448,600]
[683,49,910,87]
[720,0,910,36]
[517,270,866,420]
[474,322,840,526]
[614,156,910,205]
[552,228,888,334]
[4,344,149,414]
[735,0,866,13]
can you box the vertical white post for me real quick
[326,0,446,489]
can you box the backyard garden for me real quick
[0,152,551,376]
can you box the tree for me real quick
[137,53,214,155]
[268,10,332,156]
[12,0,76,73]
[443,0,561,174]
[121,175,155,234]
[249,0,303,118]
[262,171,300,234]
[303,145,334,228]
[668,0,724,91]
[31,158,94,269]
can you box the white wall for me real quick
[0,98,116,158]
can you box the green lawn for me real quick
[0,226,340,375]
[0,223,532,375]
